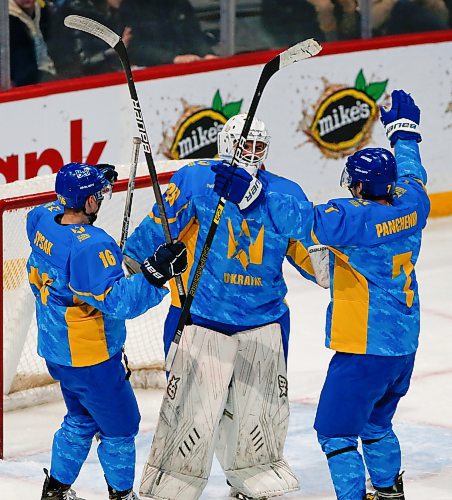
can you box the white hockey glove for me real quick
[308,245,330,289]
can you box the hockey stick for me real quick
[165,38,322,371]
[64,15,188,307]
[119,136,141,252]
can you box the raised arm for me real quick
[380,90,427,183]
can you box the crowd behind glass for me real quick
[4,0,452,88]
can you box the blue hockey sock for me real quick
[97,433,137,491]
[50,414,98,484]
[318,434,366,500]
[362,429,401,488]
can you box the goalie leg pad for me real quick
[215,323,299,498]
[140,325,239,499]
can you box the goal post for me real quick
[0,159,188,459]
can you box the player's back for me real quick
[318,169,429,356]
[261,140,430,356]
[26,201,126,367]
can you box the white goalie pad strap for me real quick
[215,323,299,498]
[140,325,239,499]
[140,469,206,500]
[228,458,299,499]
[237,176,262,211]
[384,118,420,140]
[308,245,330,289]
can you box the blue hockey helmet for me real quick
[341,148,397,199]
[55,162,112,209]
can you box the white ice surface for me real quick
[2,216,452,499]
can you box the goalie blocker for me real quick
[140,324,299,499]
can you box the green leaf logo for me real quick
[222,100,243,119]
[354,70,388,101]
[365,80,388,101]
[211,90,242,119]
[212,90,223,112]
[355,70,367,91]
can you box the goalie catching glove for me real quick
[212,161,265,212]
[141,241,188,288]
[380,89,421,147]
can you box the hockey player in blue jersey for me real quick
[123,114,322,499]
[213,90,429,499]
[27,162,187,500]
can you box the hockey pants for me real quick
[46,351,140,491]
[315,352,415,499]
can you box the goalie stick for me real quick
[165,38,323,371]
[120,136,141,252]
[64,15,188,307]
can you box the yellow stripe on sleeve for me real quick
[329,249,369,354]
[169,217,199,307]
[148,202,190,224]
[286,239,315,277]
[69,284,112,301]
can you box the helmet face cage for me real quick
[217,114,270,176]
[94,183,113,203]
[340,167,353,189]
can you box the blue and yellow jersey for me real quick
[124,160,316,327]
[254,140,430,356]
[26,201,168,367]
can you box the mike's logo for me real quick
[302,70,388,158]
[160,90,242,160]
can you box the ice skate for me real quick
[108,484,140,499]
[41,468,85,500]
[365,472,404,499]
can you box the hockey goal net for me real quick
[0,159,187,420]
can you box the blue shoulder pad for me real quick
[69,228,123,299]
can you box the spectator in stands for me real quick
[122,0,217,67]
[44,0,81,79]
[9,0,57,86]
[447,0,452,26]
[372,0,449,36]
[262,0,324,45]
[262,0,359,45]
[66,0,132,75]
[331,0,361,39]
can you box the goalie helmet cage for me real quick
[0,161,185,459]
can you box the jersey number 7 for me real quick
[392,252,414,307]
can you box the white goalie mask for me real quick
[217,114,270,176]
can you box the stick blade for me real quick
[64,15,120,48]
[279,38,322,68]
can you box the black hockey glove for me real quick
[141,241,188,288]
[96,163,118,184]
